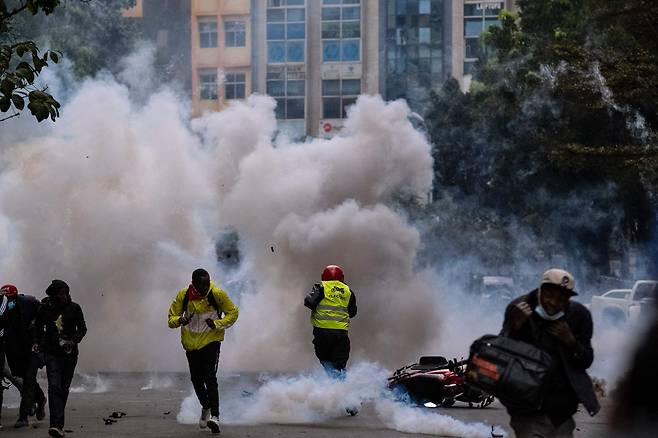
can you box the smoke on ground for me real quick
[177,362,503,437]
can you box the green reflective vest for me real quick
[311,280,352,331]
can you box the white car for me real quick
[590,281,657,326]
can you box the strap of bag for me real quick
[181,289,221,318]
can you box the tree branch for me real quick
[0,112,20,122]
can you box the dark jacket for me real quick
[33,297,87,357]
[502,290,600,420]
[1,294,41,374]
[304,283,357,332]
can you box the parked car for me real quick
[590,280,657,326]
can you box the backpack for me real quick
[181,290,221,317]
[465,323,554,412]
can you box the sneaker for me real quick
[206,416,221,434]
[198,408,210,429]
[36,398,47,421]
[14,417,29,428]
[48,427,65,437]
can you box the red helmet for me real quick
[321,265,344,282]
[0,284,18,297]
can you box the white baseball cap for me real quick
[540,268,577,296]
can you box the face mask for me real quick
[535,290,565,321]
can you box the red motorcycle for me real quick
[388,356,495,408]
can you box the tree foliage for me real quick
[1,0,63,121]
[425,0,658,276]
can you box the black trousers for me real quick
[185,341,221,417]
[312,328,350,378]
[45,354,78,429]
[18,352,46,419]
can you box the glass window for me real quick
[322,80,340,95]
[322,7,341,20]
[419,27,430,43]
[275,98,286,118]
[322,22,340,38]
[198,18,218,48]
[287,8,305,22]
[465,18,483,37]
[341,79,360,95]
[342,21,360,38]
[323,0,340,4]
[342,97,357,118]
[267,80,285,96]
[485,18,500,30]
[268,0,282,6]
[342,6,360,20]
[341,40,360,61]
[323,41,341,61]
[286,80,305,96]
[198,69,217,100]
[287,41,304,62]
[286,0,304,5]
[465,38,481,58]
[464,4,481,16]
[267,23,285,40]
[287,98,305,119]
[323,97,341,119]
[225,72,246,100]
[268,41,286,62]
[267,8,285,22]
[225,20,246,47]
[343,0,360,4]
[419,0,430,14]
[287,23,305,39]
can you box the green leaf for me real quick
[49,51,59,63]
[0,96,10,112]
[11,94,24,110]
[0,79,14,96]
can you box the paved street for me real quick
[0,372,612,437]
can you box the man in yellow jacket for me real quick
[168,268,238,434]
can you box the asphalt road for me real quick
[0,372,612,437]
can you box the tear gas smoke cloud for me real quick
[0,51,439,370]
[195,93,439,370]
[0,67,217,371]
[177,362,504,437]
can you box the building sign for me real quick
[321,63,362,80]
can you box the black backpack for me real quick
[181,290,221,317]
[465,331,554,411]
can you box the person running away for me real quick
[304,265,358,415]
[501,269,599,438]
[0,284,46,429]
[168,268,238,434]
[33,280,87,438]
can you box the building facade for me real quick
[191,0,253,116]
[450,0,516,90]
[380,0,451,115]
[251,0,380,139]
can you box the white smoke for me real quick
[140,374,175,391]
[176,362,503,437]
[70,373,110,393]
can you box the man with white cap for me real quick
[501,269,600,438]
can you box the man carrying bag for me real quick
[468,269,599,438]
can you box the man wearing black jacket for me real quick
[32,280,87,438]
[501,269,599,438]
[0,284,46,428]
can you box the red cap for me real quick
[0,284,18,297]
[321,265,344,282]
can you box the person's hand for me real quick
[205,318,216,329]
[32,344,40,353]
[509,302,533,330]
[548,321,577,347]
[179,314,191,326]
